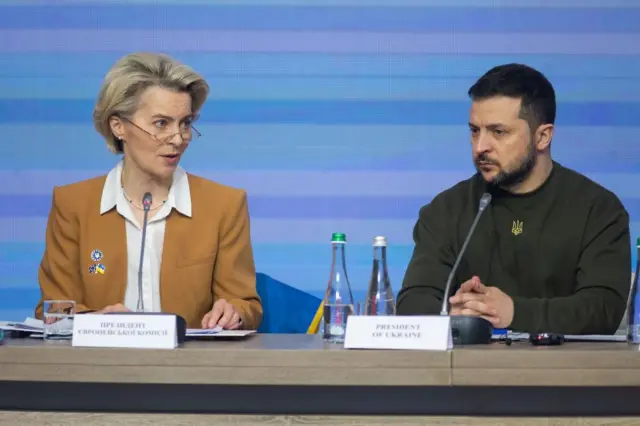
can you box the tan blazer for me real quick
[35,173,263,329]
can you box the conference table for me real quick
[1,334,640,425]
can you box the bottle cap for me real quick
[373,236,387,247]
[331,233,347,243]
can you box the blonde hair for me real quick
[93,52,209,154]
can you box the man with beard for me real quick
[396,63,631,334]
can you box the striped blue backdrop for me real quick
[2,0,640,321]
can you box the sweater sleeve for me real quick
[510,193,631,334]
[396,199,458,315]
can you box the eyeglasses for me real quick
[121,116,202,144]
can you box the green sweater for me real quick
[397,162,631,334]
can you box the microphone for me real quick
[440,192,493,345]
[136,192,153,312]
[105,192,188,341]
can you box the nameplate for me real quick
[344,315,452,351]
[72,314,178,349]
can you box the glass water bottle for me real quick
[364,236,396,316]
[323,232,355,343]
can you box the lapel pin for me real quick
[96,263,106,275]
[88,264,97,274]
[91,249,103,262]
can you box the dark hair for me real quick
[468,63,556,130]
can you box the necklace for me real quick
[120,169,168,211]
[121,186,167,211]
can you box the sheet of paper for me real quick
[212,330,256,337]
[2,319,255,339]
[24,317,44,328]
[4,319,256,339]
[0,317,44,332]
[186,327,223,335]
[186,328,256,338]
[491,332,528,341]
[564,334,626,342]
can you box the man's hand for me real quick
[448,276,514,328]
[449,276,483,316]
[201,299,242,330]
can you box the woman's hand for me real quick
[201,299,242,330]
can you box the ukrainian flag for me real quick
[307,301,324,334]
[256,273,323,334]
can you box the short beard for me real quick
[477,138,537,188]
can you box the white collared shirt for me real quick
[100,161,192,312]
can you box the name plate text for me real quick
[72,314,178,349]
[344,315,452,351]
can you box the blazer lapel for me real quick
[89,209,128,304]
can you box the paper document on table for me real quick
[186,327,256,338]
[492,332,625,342]
[492,332,528,341]
[564,334,626,342]
[0,317,44,332]
[186,327,223,335]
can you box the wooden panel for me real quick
[0,363,449,385]
[0,335,450,368]
[0,335,451,386]
[6,336,640,387]
[453,368,640,386]
[1,412,639,425]
[452,342,640,370]
[452,341,640,386]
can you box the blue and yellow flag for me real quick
[307,301,324,334]
[256,273,323,334]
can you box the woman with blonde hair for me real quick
[36,52,262,330]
